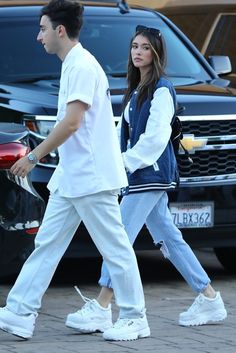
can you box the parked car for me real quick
[1,0,236,272]
[0,123,45,277]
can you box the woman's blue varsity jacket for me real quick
[120,77,179,194]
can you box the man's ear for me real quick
[57,24,66,38]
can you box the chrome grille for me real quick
[177,150,236,177]
[182,120,236,135]
[177,117,236,180]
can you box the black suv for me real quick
[1,0,236,272]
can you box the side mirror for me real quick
[208,55,232,75]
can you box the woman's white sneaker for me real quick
[0,307,36,339]
[65,287,112,333]
[179,291,227,326]
[103,315,150,341]
[66,299,112,333]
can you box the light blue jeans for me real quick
[99,190,210,292]
[6,190,145,318]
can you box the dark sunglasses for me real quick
[136,25,161,38]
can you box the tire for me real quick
[214,247,236,273]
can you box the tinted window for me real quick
[0,16,61,82]
[0,12,211,85]
[81,16,211,84]
[204,14,236,73]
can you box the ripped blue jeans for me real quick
[99,190,210,293]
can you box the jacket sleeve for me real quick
[122,87,174,173]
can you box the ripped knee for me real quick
[156,240,170,259]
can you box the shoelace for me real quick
[74,286,91,303]
[74,286,95,314]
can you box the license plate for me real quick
[169,202,214,228]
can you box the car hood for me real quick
[0,80,59,116]
[107,76,236,116]
[174,81,236,116]
[0,77,236,118]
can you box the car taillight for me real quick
[0,142,30,169]
[25,227,40,235]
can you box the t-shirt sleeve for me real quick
[66,64,97,107]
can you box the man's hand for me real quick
[10,155,35,178]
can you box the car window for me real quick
[203,14,236,74]
[80,16,211,84]
[0,16,61,82]
[0,12,211,85]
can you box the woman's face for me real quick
[131,34,153,72]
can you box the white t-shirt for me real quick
[47,43,128,197]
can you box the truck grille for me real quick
[177,150,236,177]
[177,117,236,179]
[181,120,236,135]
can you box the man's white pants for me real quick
[6,190,145,318]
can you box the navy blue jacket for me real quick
[120,77,179,194]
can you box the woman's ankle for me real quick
[202,284,216,299]
[97,287,113,308]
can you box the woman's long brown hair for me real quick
[123,28,167,110]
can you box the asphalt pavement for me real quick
[0,249,236,353]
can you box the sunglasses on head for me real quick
[136,25,161,37]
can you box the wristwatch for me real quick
[27,152,39,165]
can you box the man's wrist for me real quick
[27,152,39,165]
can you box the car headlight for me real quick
[23,115,58,168]
[24,115,56,137]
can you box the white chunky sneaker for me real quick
[66,286,112,333]
[179,291,227,326]
[0,307,36,339]
[103,315,150,341]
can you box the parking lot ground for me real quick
[0,249,236,353]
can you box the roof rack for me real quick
[0,1,130,13]
[118,0,129,13]
[82,1,130,13]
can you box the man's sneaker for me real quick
[103,315,150,341]
[0,307,36,339]
[66,286,112,333]
[179,291,227,326]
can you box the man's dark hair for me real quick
[40,0,84,39]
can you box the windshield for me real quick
[0,15,61,82]
[0,12,212,85]
[80,16,212,84]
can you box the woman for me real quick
[66,25,227,335]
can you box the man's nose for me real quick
[37,32,42,41]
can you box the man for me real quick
[0,0,150,342]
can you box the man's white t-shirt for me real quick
[47,43,128,197]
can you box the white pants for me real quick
[6,190,145,318]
